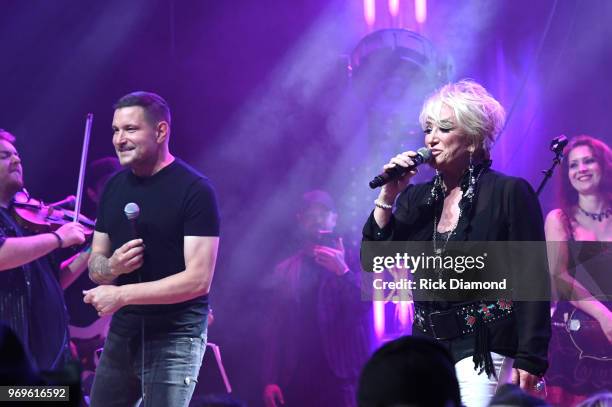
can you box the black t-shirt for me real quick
[95,158,220,337]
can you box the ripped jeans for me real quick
[90,330,206,407]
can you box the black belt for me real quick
[414,300,514,340]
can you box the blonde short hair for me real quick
[419,79,506,159]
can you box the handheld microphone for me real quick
[124,202,140,240]
[123,202,145,395]
[369,147,432,189]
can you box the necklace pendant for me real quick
[434,248,442,255]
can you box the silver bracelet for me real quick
[374,199,393,210]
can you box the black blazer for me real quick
[363,169,551,376]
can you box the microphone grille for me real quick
[124,202,140,220]
[417,147,432,162]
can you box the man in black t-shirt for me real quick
[0,129,87,372]
[84,92,220,407]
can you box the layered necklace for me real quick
[433,200,461,256]
[431,161,489,255]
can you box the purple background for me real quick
[1,0,611,404]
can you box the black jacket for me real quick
[363,168,551,376]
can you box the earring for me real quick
[464,151,476,203]
[428,170,444,205]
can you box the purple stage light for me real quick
[415,0,427,24]
[364,0,376,27]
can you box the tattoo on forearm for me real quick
[89,253,115,284]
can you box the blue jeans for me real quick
[89,330,206,407]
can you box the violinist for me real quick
[0,128,88,371]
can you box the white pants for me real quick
[455,352,513,407]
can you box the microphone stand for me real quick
[536,135,567,197]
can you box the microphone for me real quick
[550,135,568,155]
[124,202,140,240]
[369,147,432,189]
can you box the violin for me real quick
[11,190,95,236]
[10,113,96,239]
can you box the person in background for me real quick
[358,335,462,407]
[544,135,611,406]
[262,190,370,407]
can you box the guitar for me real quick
[553,304,612,361]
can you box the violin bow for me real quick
[73,113,93,223]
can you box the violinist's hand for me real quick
[109,239,144,276]
[55,222,86,247]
